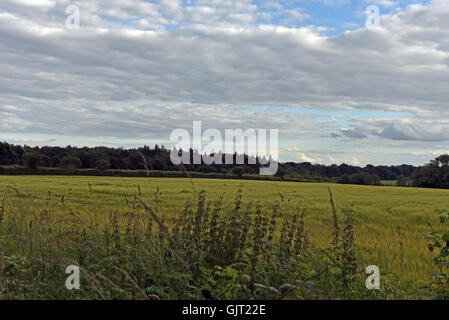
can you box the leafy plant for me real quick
[426,209,449,298]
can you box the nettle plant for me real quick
[426,209,449,294]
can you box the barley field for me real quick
[1,175,449,299]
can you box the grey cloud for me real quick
[340,129,367,139]
[1,0,309,30]
[1,2,449,110]
[330,133,341,138]
[1,0,449,167]
[380,121,449,142]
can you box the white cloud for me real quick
[0,0,448,165]
[365,0,396,8]
[284,147,317,163]
[7,0,55,8]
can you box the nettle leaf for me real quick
[442,233,449,242]
[254,283,280,294]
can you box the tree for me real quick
[23,152,42,170]
[413,165,440,188]
[0,141,422,180]
[413,154,449,189]
[275,166,289,178]
[232,166,245,176]
[397,175,408,187]
[59,155,82,172]
[338,172,381,186]
[337,174,350,184]
[220,168,231,175]
[430,155,449,168]
[96,159,110,172]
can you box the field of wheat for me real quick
[1,175,448,299]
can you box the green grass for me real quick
[2,175,448,279]
[1,175,449,299]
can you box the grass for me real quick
[1,175,449,299]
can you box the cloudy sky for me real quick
[0,0,448,166]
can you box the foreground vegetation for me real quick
[1,176,449,299]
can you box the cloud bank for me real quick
[0,0,448,165]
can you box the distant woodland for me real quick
[0,141,445,188]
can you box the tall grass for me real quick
[1,175,447,299]
[0,184,394,300]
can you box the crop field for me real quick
[1,175,449,299]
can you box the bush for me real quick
[337,172,381,186]
[95,159,111,172]
[397,175,408,187]
[413,155,449,189]
[231,166,245,176]
[23,153,42,170]
[0,187,380,300]
[59,155,82,172]
[220,168,231,175]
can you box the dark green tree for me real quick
[232,166,245,176]
[96,159,110,172]
[23,152,42,170]
[413,154,449,189]
[397,175,408,187]
[59,155,82,172]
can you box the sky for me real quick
[0,0,448,166]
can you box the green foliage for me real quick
[231,166,245,176]
[1,175,448,299]
[220,168,231,174]
[23,152,42,170]
[397,175,409,187]
[414,154,449,189]
[59,156,82,172]
[426,210,449,298]
[0,185,386,300]
[337,172,381,186]
[95,159,111,172]
[0,141,417,184]
[0,165,317,183]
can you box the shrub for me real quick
[397,175,408,187]
[23,153,42,170]
[231,166,245,176]
[414,154,449,189]
[59,155,82,172]
[337,172,381,186]
[426,210,449,299]
[95,159,111,172]
[0,186,380,300]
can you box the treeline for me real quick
[413,155,449,189]
[279,162,415,182]
[0,141,419,186]
[0,142,269,175]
